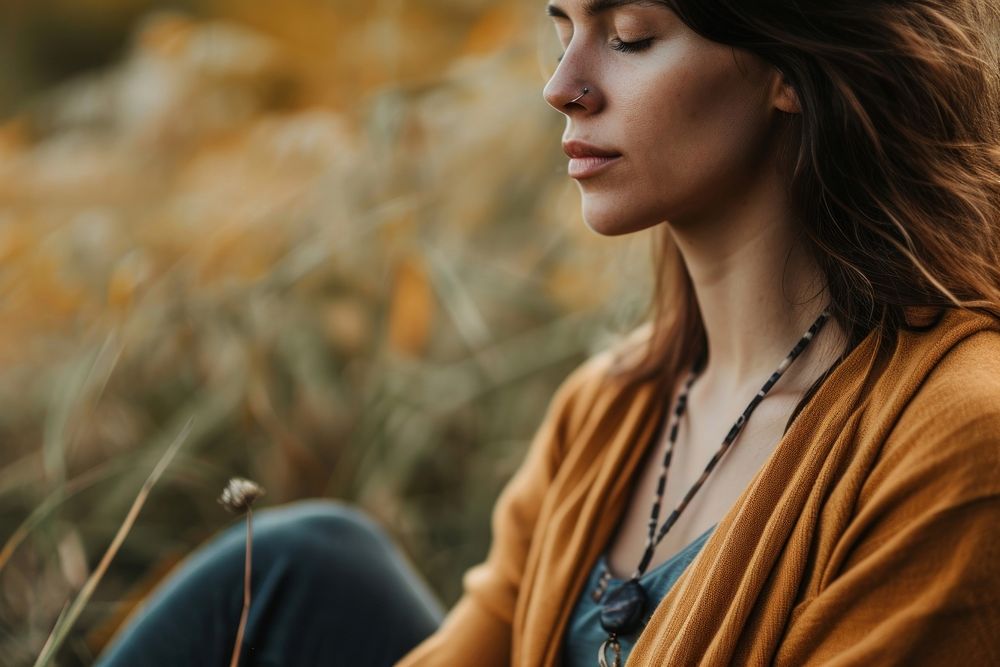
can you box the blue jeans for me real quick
[95,500,446,667]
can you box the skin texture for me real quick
[542,0,849,400]
[542,0,851,572]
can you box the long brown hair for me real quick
[608,0,1000,387]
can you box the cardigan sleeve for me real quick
[776,366,1000,666]
[395,352,607,667]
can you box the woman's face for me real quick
[543,0,792,237]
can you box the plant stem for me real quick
[229,507,253,667]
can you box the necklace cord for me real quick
[593,305,833,656]
[635,306,831,576]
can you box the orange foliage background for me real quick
[0,1,652,665]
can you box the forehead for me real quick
[546,0,665,19]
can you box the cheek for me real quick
[626,47,770,197]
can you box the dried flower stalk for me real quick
[218,477,264,667]
[219,477,265,513]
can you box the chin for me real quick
[580,197,663,237]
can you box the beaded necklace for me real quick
[595,306,832,667]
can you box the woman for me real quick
[97,1,1000,665]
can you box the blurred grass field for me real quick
[0,1,655,664]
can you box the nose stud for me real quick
[570,87,590,104]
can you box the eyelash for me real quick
[611,37,654,54]
[556,37,654,62]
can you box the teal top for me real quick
[562,524,716,666]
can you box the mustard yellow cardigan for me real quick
[397,306,1000,666]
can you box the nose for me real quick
[543,55,597,114]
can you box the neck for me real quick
[668,174,848,397]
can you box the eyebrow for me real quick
[545,0,662,20]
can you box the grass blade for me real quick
[32,417,194,667]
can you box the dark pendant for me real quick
[599,578,648,635]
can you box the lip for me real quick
[563,139,622,179]
[568,155,621,179]
[562,140,622,159]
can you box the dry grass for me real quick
[0,2,653,664]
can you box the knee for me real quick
[250,499,392,569]
[255,499,385,540]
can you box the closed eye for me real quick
[611,37,653,54]
[557,37,654,62]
